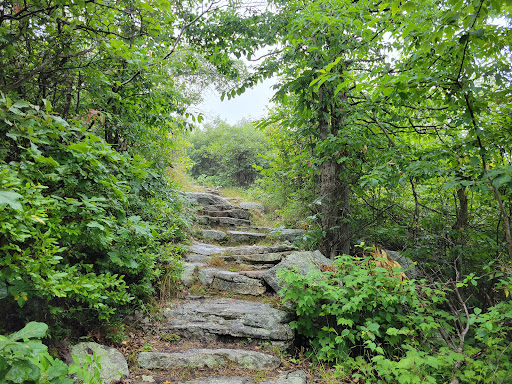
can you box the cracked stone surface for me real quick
[227,230,267,244]
[175,371,307,384]
[211,271,266,295]
[162,297,294,345]
[138,349,281,370]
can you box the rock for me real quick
[223,244,296,256]
[201,229,228,242]
[185,192,232,209]
[238,270,267,279]
[261,371,308,384]
[162,298,294,345]
[70,342,129,384]
[198,268,225,286]
[176,371,307,384]
[138,349,280,370]
[224,252,289,265]
[187,242,225,256]
[186,253,211,263]
[211,271,266,295]
[227,230,267,244]
[178,377,255,384]
[141,375,155,383]
[384,249,419,279]
[263,250,332,294]
[180,263,204,287]
[202,208,252,220]
[240,202,265,212]
[200,216,252,227]
[268,229,306,243]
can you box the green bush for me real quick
[0,94,186,331]
[278,255,512,383]
[187,120,270,187]
[0,322,101,384]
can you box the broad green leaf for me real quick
[9,322,48,341]
[0,191,23,210]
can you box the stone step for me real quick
[200,207,252,220]
[227,230,267,244]
[174,371,307,384]
[221,252,290,265]
[138,348,281,370]
[186,242,296,257]
[197,269,267,295]
[162,298,295,347]
[198,215,252,227]
[201,229,228,242]
[185,192,233,210]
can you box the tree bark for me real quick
[317,89,351,259]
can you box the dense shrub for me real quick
[0,95,185,332]
[278,254,512,383]
[187,120,271,187]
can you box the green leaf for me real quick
[4,360,40,383]
[9,322,48,341]
[0,191,23,211]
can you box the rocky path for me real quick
[128,190,333,384]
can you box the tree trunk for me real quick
[319,159,351,259]
[453,187,468,231]
[317,89,351,259]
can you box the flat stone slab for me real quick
[223,244,296,256]
[223,252,289,265]
[162,298,294,344]
[176,371,306,384]
[200,216,253,227]
[202,208,252,220]
[228,230,267,244]
[211,271,266,295]
[238,270,267,279]
[187,243,296,257]
[138,349,280,370]
[178,378,254,384]
[187,242,226,256]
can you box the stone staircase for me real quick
[131,191,323,384]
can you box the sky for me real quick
[196,77,277,125]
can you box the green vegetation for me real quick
[187,119,271,187]
[1,0,512,382]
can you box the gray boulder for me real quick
[384,249,419,279]
[263,250,332,294]
[138,349,280,370]
[198,268,225,286]
[239,202,265,212]
[180,263,204,287]
[201,229,228,242]
[162,297,294,345]
[268,229,306,243]
[70,342,128,384]
[185,192,232,209]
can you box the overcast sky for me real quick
[195,77,277,125]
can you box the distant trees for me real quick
[187,120,271,186]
